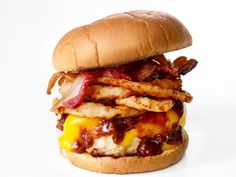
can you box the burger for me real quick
[47,10,197,174]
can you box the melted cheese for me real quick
[59,107,187,152]
[162,142,177,151]
[119,129,138,147]
[179,104,187,127]
[166,110,179,128]
[137,123,164,137]
[59,115,99,152]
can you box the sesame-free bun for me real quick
[65,129,188,174]
[53,10,192,72]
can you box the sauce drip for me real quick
[56,114,68,131]
[59,102,184,156]
[95,117,137,144]
[137,137,163,156]
[172,101,183,117]
[72,127,94,153]
[165,126,183,145]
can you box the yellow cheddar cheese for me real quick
[137,123,163,137]
[59,115,99,152]
[179,104,187,127]
[119,129,138,147]
[166,110,179,128]
[162,142,177,151]
[59,107,187,152]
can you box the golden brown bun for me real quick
[65,129,188,174]
[53,10,192,72]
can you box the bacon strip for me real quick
[153,55,179,77]
[50,72,95,111]
[152,55,198,78]
[63,72,96,108]
[126,55,190,82]
[152,54,169,65]
[48,55,197,112]
[173,56,198,75]
[131,60,158,81]
[101,68,131,80]
[49,68,132,110]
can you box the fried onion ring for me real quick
[116,96,174,112]
[97,77,193,103]
[58,102,144,119]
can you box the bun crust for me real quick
[65,129,188,174]
[53,10,192,72]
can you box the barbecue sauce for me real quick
[136,126,183,156]
[62,102,184,156]
[94,117,138,144]
[72,127,94,153]
[166,126,183,145]
[56,114,68,131]
[137,137,163,156]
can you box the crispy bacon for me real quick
[124,54,195,82]
[63,68,131,108]
[154,55,198,77]
[173,56,198,75]
[49,68,131,110]
[152,54,169,65]
[100,68,131,80]
[131,60,158,81]
[153,55,179,77]
[47,55,196,97]
[63,72,96,108]
[157,64,179,77]
[173,56,187,67]
[50,72,95,111]
[48,55,197,112]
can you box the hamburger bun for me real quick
[64,129,188,174]
[53,10,192,72]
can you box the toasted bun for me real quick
[53,10,192,72]
[64,129,188,174]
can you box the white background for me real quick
[0,0,236,176]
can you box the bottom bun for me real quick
[65,129,188,174]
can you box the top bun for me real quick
[53,10,192,72]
